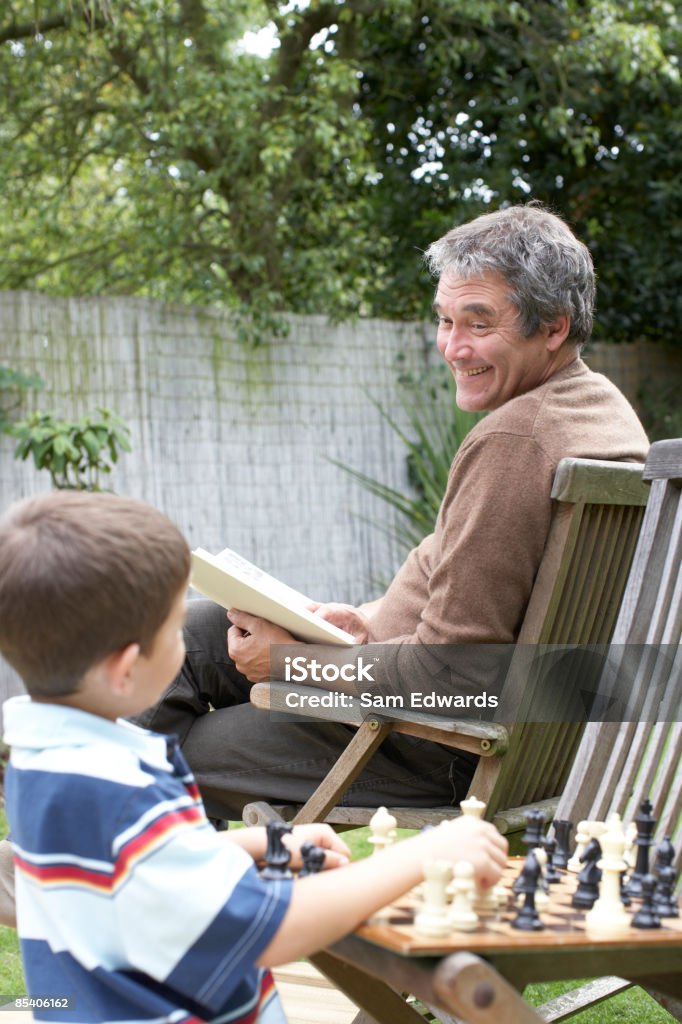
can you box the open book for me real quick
[190,547,355,647]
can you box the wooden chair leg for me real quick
[433,952,544,1023]
[292,720,394,824]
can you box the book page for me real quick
[190,547,355,646]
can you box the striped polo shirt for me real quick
[3,697,292,1024]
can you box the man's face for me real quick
[433,272,566,412]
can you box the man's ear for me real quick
[103,643,141,696]
[546,314,571,351]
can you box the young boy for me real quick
[0,491,507,1024]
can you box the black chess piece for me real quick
[623,798,656,899]
[298,842,326,878]
[261,820,294,880]
[572,837,602,909]
[631,873,661,929]
[542,836,561,884]
[551,819,573,870]
[513,809,547,895]
[512,851,544,931]
[653,837,680,918]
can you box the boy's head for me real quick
[0,491,191,701]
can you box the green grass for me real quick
[0,807,24,998]
[0,815,675,1022]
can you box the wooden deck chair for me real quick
[309,443,681,1024]
[531,437,682,1022]
[245,456,649,834]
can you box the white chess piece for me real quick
[449,861,479,932]
[585,820,630,935]
[567,820,607,873]
[532,847,550,911]
[567,821,590,873]
[460,795,487,819]
[368,806,397,854]
[415,860,453,938]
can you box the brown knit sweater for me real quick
[367,358,649,647]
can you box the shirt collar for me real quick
[2,695,173,773]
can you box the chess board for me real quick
[356,858,682,958]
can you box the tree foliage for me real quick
[0,0,680,341]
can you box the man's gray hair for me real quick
[423,204,595,347]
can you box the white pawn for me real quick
[585,820,630,935]
[460,795,487,819]
[415,860,453,938]
[623,821,637,874]
[532,847,550,911]
[449,861,479,932]
[368,806,397,854]
[567,821,590,873]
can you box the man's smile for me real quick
[456,365,493,377]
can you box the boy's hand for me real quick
[424,816,508,890]
[284,824,351,871]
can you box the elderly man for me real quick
[128,203,647,824]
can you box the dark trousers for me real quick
[135,599,476,820]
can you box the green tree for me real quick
[0,1,680,341]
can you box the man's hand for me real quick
[306,601,372,644]
[227,609,301,682]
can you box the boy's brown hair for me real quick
[0,491,190,697]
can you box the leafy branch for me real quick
[11,407,132,491]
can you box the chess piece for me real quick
[631,873,661,929]
[493,882,510,914]
[585,820,630,934]
[298,842,326,877]
[449,861,479,932]
[513,809,546,895]
[261,820,293,880]
[457,797,496,912]
[460,795,486,818]
[531,847,550,911]
[512,851,544,931]
[572,837,602,910]
[623,798,656,899]
[542,836,561,884]
[415,860,453,937]
[551,819,573,870]
[567,821,591,873]
[653,837,680,918]
[368,806,397,854]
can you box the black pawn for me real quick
[298,842,326,878]
[653,837,679,918]
[512,852,544,931]
[631,873,661,929]
[261,820,293,880]
[623,798,656,899]
[572,837,602,909]
[514,810,547,895]
[542,836,561,884]
[552,819,573,870]
[523,810,547,851]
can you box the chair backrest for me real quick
[554,439,682,879]
[476,457,650,819]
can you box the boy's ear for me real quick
[103,643,141,696]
